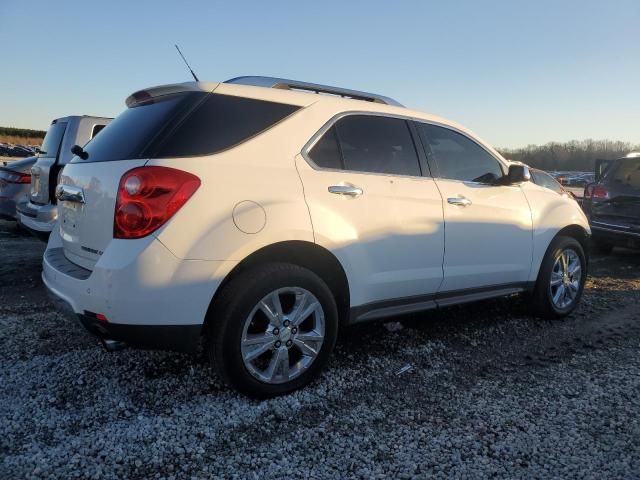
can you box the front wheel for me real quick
[531,236,587,319]
[207,263,338,398]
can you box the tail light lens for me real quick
[584,184,609,200]
[0,169,31,184]
[114,166,200,239]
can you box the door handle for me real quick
[447,196,472,207]
[328,185,363,197]
[55,184,85,204]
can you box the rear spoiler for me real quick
[125,82,219,108]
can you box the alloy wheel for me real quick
[549,248,582,309]
[240,287,325,384]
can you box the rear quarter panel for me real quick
[148,107,325,261]
[521,182,590,281]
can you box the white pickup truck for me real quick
[17,115,111,239]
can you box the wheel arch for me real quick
[533,224,591,283]
[555,224,591,260]
[203,241,350,333]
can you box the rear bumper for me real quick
[78,315,202,353]
[42,227,237,352]
[17,201,57,235]
[44,282,201,352]
[0,184,30,220]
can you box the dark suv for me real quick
[582,153,640,252]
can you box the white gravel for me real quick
[1,221,640,479]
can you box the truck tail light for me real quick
[584,184,609,200]
[114,166,200,239]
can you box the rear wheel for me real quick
[532,236,586,319]
[207,263,338,398]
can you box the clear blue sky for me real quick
[1,0,638,148]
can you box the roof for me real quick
[124,77,508,163]
[225,76,404,107]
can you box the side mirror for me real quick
[506,164,531,184]
[71,144,88,160]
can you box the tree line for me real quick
[0,127,46,139]
[498,139,640,172]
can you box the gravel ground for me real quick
[1,219,639,479]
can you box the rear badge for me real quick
[81,246,103,255]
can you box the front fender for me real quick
[522,183,590,281]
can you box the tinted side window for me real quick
[417,123,503,183]
[156,94,300,158]
[333,115,421,176]
[91,124,106,138]
[39,121,68,158]
[309,126,342,169]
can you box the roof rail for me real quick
[225,76,404,107]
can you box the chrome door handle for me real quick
[55,184,85,204]
[328,185,363,197]
[447,196,472,207]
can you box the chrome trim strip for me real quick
[592,225,640,237]
[591,220,631,230]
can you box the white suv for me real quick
[43,76,590,397]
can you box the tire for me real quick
[531,235,587,319]
[207,262,338,398]
[593,239,614,255]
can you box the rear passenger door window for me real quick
[416,123,503,183]
[308,115,422,177]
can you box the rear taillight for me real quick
[114,166,200,239]
[0,169,31,184]
[584,184,609,200]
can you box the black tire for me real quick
[531,235,587,319]
[593,238,614,255]
[207,262,338,398]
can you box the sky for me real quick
[1,0,638,148]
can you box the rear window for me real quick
[39,121,68,158]
[76,93,203,163]
[605,159,640,191]
[73,92,300,163]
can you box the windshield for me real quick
[39,121,68,157]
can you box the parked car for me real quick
[582,152,640,252]
[43,76,590,397]
[0,144,11,156]
[11,145,35,157]
[529,168,582,203]
[17,116,111,239]
[0,156,37,220]
[530,168,568,194]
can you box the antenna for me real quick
[174,44,199,82]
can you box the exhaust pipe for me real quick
[101,338,127,352]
